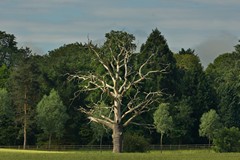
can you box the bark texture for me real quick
[112,124,123,153]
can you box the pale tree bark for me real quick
[112,123,123,153]
[69,35,165,153]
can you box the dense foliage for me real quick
[36,89,69,148]
[123,132,150,152]
[213,127,240,152]
[199,109,221,146]
[153,103,173,151]
[0,29,240,152]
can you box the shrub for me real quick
[123,132,150,152]
[213,127,240,152]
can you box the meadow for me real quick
[0,149,240,160]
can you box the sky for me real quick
[1,0,240,67]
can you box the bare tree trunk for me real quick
[23,91,27,150]
[112,123,123,153]
[23,111,27,149]
[160,133,163,153]
[208,137,211,149]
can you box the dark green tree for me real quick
[174,50,217,143]
[206,42,240,128]
[170,99,193,144]
[9,49,42,149]
[0,31,19,67]
[0,88,17,145]
[123,132,150,152]
[140,28,177,96]
[42,43,94,145]
[179,48,195,55]
[0,64,9,88]
[213,127,240,152]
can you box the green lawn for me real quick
[0,149,240,160]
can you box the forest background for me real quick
[0,29,240,150]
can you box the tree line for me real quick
[0,29,240,152]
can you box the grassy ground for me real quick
[1,149,240,160]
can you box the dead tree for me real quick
[69,31,165,153]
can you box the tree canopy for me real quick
[153,103,173,151]
[199,109,221,146]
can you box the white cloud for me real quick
[195,32,238,68]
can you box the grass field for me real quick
[1,149,240,160]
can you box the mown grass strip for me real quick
[1,149,240,160]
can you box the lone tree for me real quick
[70,30,165,153]
[153,103,173,152]
[36,89,68,148]
[199,109,221,147]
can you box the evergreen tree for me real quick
[140,28,177,97]
[9,49,42,149]
[0,88,17,145]
[174,50,217,143]
[0,31,19,67]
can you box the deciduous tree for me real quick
[206,43,240,128]
[0,64,9,88]
[36,89,69,148]
[153,103,173,152]
[199,109,221,146]
[69,30,164,153]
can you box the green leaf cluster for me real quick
[36,89,68,138]
[199,109,221,142]
[213,127,240,152]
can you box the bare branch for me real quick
[128,122,155,130]
[88,116,113,129]
[69,33,166,135]
[122,91,162,127]
[123,114,138,127]
[100,115,114,124]
[133,55,167,85]
[79,107,114,129]
[118,49,130,93]
[88,45,115,82]
[69,73,114,94]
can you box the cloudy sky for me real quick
[1,0,240,67]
